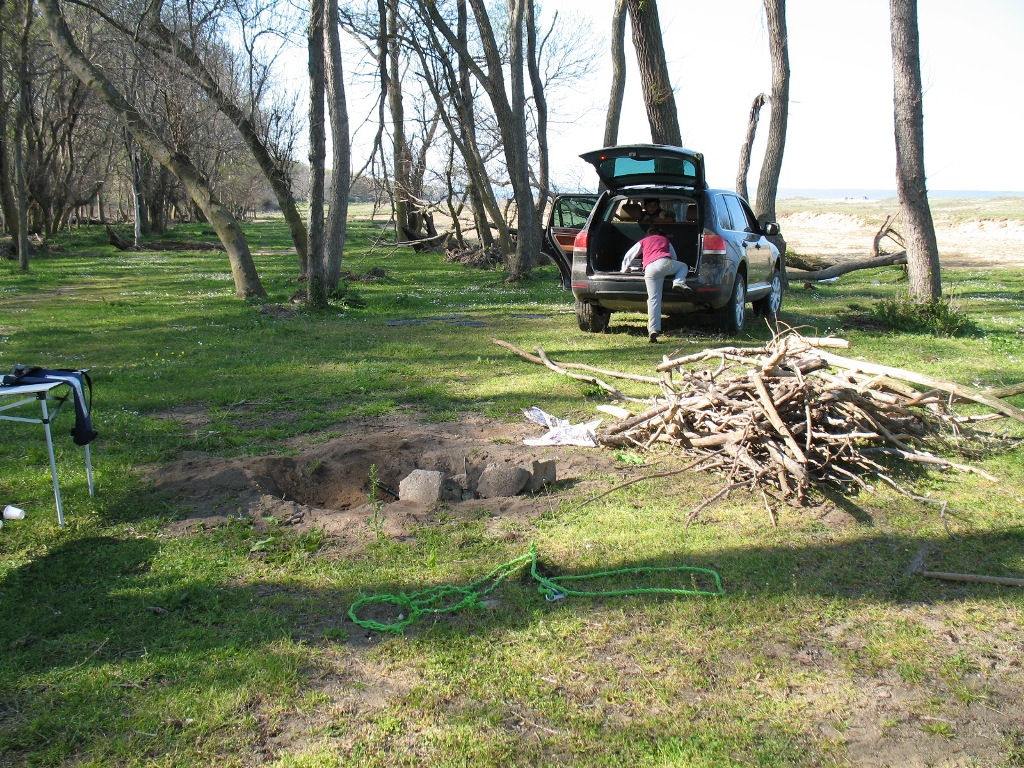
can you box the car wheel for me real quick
[713,272,746,335]
[753,266,783,318]
[576,301,611,333]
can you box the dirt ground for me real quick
[779,208,1024,269]
[151,411,621,551]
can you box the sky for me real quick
[537,0,1024,193]
[300,0,1024,195]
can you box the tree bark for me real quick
[38,0,266,298]
[603,0,628,148]
[456,0,493,248]
[626,0,680,145]
[13,0,32,269]
[385,0,413,237]
[755,0,789,266]
[526,0,550,220]
[306,0,328,309]
[0,4,19,247]
[890,0,941,300]
[736,93,766,200]
[497,0,539,278]
[324,0,350,291]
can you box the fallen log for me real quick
[789,251,907,282]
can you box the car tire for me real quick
[713,272,746,335]
[753,266,783,319]
[576,301,611,333]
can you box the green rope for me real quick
[348,544,723,633]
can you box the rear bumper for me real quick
[571,273,728,312]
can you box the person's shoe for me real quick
[649,332,659,343]
[671,279,687,291]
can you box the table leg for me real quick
[40,397,65,528]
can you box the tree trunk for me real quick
[460,0,537,279]
[526,0,549,220]
[324,0,350,291]
[754,0,789,234]
[129,143,144,247]
[38,0,266,298]
[736,93,766,201]
[890,0,941,300]
[306,0,328,309]
[0,9,19,246]
[13,111,31,269]
[385,0,413,237]
[11,0,34,269]
[626,0,680,146]
[457,0,493,248]
[501,0,539,279]
[603,0,628,148]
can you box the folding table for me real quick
[0,379,95,527]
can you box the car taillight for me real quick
[573,230,589,252]
[701,230,727,255]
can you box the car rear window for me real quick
[594,156,700,185]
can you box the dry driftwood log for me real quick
[495,331,1022,523]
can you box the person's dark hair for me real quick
[647,225,666,236]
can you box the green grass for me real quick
[1,211,1023,767]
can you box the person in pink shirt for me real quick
[621,215,688,342]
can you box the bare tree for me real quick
[625,0,680,146]
[420,0,541,279]
[754,0,790,283]
[12,0,32,268]
[890,0,940,300]
[37,0,266,298]
[525,0,549,217]
[754,0,789,224]
[324,0,350,291]
[306,0,328,308]
[603,0,627,148]
[736,92,766,201]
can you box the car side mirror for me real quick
[763,221,780,237]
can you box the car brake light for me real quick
[573,230,589,251]
[702,230,727,255]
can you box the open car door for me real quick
[543,194,597,289]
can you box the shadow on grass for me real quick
[1,517,1021,765]
[3,523,1021,676]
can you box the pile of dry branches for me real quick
[495,332,1023,522]
[444,243,503,269]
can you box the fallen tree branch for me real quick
[492,339,661,384]
[790,251,907,282]
[813,350,1024,425]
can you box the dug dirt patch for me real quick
[149,412,619,550]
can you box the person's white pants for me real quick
[644,258,688,334]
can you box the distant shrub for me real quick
[870,292,976,336]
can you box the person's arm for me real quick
[621,241,642,272]
[668,242,678,261]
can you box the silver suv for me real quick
[543,144,784,334]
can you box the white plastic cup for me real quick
[3,505,26,520]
